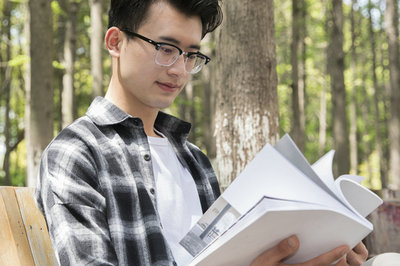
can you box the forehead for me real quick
[138,2,203,48]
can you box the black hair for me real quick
[108,0,223,38]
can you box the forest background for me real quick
[1,0,400,199]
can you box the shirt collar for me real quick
[86,97,192,136]
[86,97,131,126]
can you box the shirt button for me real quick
[149,188,155,195]
[144,154,151,161]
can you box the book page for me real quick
[221,144,359,221]
[312,154,383,216]
[335,177,383,217]
[274,135,341,202]
[180,196,241,256]
[189,197,372,266]
[180,134,380,262]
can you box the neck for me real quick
[105,76,160,137]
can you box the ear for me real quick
[105,27,123,58]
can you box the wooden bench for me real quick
[0,186,57,266]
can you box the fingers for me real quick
[346,242,368,265]
[302,245,350,266]
[352,242,368,259]
[335,256,348,266]
[250,235,299,266]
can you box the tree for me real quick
[203,33,217,159]
[385,0,400,189]
[2,0,12,185]
[90,0,104,98]
[60,0,79,128]
[290,0,306,152]
[349,0,358,175]
[368,0,386,187]
[327,0,350,176]
[25,0,54,187]
[215,0,280,190]
[178,80,196,143]
[318,85,328,156]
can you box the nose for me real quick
[167,54,187,77]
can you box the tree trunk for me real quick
[2,0,12,185]
[56,0,67,133]
[90,0,104,98]
[215,0,279,191]
[369,0,386,188]
[290,0,305,152]
[379,21,391,189]
[385,0,400,189]
[61,1,79,129]
[318,85,327,156]
[179,80,196,143]
[360,58,373,183]
[327,0,350,176]
[299,0,307,147]
[25,0,54,187]
[203,34,217,160]
[349,0,358,175]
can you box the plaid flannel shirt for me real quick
[35,97,221,266]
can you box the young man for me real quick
[35,0,368,265]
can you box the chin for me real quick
[153,100,174,110]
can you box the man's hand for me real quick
[345,242,368,265]
[250,235,366,266]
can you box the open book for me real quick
[180,134,383,265]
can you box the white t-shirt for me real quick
[148,135,203,266]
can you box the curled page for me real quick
[336,177,383,217]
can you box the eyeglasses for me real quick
[121,29,210,74]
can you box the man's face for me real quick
[116,1,203,112]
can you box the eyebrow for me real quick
[158,36,201,50]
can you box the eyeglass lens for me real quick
[155,44,206,74]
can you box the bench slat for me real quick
[0,187,35,265]
[15,187,58,266]
[0,193,21,265]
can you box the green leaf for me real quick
[8,55,29,67]
[53,60,65,70]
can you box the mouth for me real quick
[156,81,180,93]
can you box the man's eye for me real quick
[160,46,174,54]
[187,54,197,60]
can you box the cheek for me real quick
[119,52,158,82]
[181,75,191,87]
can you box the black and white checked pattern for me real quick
[35,97,220,266]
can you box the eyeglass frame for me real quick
[120,28,211,73]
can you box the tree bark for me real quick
[299,0,307,145]
[385,0,400,189]
[215,0,279,191]
[178,80,196,143]
[25,0,54,187]
[349,0,358,175]
[360,61,373,183]
[202,33,217,160]
[90,0,104,98]
[318,85,327,156]
[368,0,387,187]
[2,0,12,185]
[327,0,350,176]
[290,0,305,152]
[61,1,79,129]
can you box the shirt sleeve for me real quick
[35,131,118,266]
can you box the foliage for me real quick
[274,0,390,189]
[0,0,395,190]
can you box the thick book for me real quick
[180,135,383,265]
